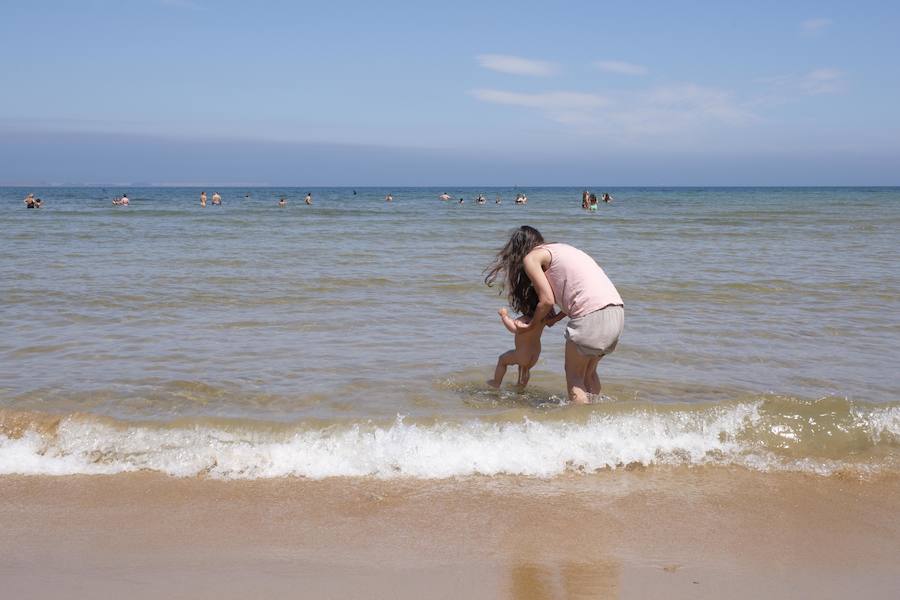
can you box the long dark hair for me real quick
[484,225,545,316]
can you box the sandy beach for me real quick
[4,0,900,596]
[3,468,898,599]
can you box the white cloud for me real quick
[470,89,609,111]
[161,0,202,9]
[800,68,843,94]
[756,68,844,97]
[640,84,756,124]
[593,60,648,76]
[470,83,757,139]
[801,18,832,33]
[469,89,609,124]
[476,54,557,77]
[470,66,844,147]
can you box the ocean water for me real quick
[1,186,899,478]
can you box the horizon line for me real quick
[2,183,899,189]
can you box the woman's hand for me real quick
[544,310,567,327]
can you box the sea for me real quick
[1,186,898,479]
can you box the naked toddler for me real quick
[487,307,564,389]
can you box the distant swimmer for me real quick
[353,190,357,196]
[113,194,129,206]
[279,196,286,207]
[200,191,207,207]
[439,193,451,201]
[476,194,486,205]
[589,193,598,212]
[458,197,465,204]
[515,193,527,205]
[305,193,312,205]
[212,192,221,205]
[602,193,613,204]
[496,194,502,204]
[245,192,251,198]
[24,193,35,208]
[34,198,42,208]
[582,190,590,209]
[386,193,393,202]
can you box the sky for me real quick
[1,0,899,185]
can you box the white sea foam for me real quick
[1,402,898,479]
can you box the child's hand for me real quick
[498,307,508,317]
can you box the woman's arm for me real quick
[516,249,555,332]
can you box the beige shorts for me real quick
[565,305,624,357]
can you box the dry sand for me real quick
[2,468,899,599]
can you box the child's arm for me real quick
[498,308,529,334]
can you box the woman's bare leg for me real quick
[585,355,603,394]
[564,340,592,404]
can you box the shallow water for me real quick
[1,186,899,477]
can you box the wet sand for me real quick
[2,468,899,599]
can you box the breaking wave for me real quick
[1,397,898,479]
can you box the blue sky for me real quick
[1,0,899,185]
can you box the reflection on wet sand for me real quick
[510,560,619,599]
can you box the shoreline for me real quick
[3,468,899,599]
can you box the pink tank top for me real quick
[540,243,623,318]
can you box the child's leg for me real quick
[488,350,517,388]
[516,366,531,388]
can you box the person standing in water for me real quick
[602,193,613,204]
[386,193,393,202]
[485,226,624,404]
[200,191,207,207]
[212,192,222,205]
[305,193,312,205]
